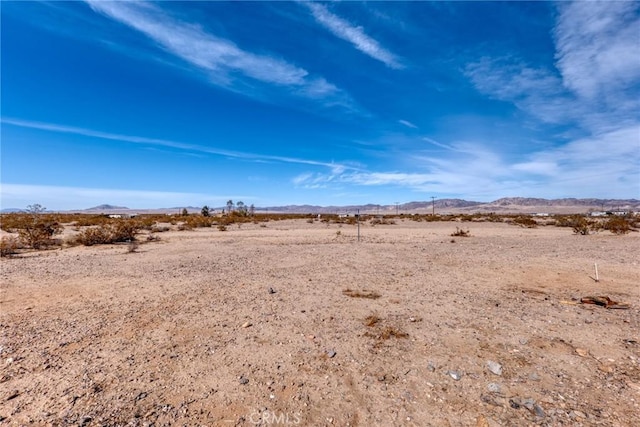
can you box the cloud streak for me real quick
[303,2,404,69]
[294,125,640,200]
[84,0,353,107]
[1,117,354,172]
[464,1,640,134]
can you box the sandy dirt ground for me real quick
[1,219,639,426]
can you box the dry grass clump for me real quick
[451,227,470,237]
[363,314,409,341]
[343,289,381,299]
[378,326,409,340]
[0,236,22,257]
[364,315,382,327]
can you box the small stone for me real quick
[487,360,503,376]
[575,348,589,357]
[487,383,501,393]
[241,322,252,328]
[409,317,417,322]
[529,372,541,381]
[448,370,462,381]
[268,288,276,294]
[239,376,249,385]
[522,398,535,411]
[427,362,436,372]
[572,410,586,419]
[327,350,336,358]
[533,404,546,418]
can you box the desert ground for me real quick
[1,219,639,426]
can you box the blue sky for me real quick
[1,1,639,210]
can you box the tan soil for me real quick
[1,220,639,426]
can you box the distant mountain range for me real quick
[2,198,638,214]
[261,198,640,214]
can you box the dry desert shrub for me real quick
[511,216,538,228]
[603,216,635,235]
[0,236,22,257]
[73,221,141,246]
[451,227,470,237]
[0,206,63,249]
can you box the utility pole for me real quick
[431,196,436,216]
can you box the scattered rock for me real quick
[427,362,436,372]
[487,383,501,393]
[268,287,276,294]
[571,410,586,419]
[448,370,462,381]
[238,376,249,385]
[241,322,252,328]
[575,348,589,357]
[326,350,336,358]
[487,360,503,376]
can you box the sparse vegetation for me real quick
[364,314,381,327]
[603,216,634,235]
[3,205,63,249]
[73,221,141,246]
[451,227,470,237]
[511,216,538,228]
[0,236,21,257]
[343,289,381,299]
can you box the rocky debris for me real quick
[268,287,276,294]
[486,360,503,376]
[487,383,501,393]
[326,350,336,358]
[238,376,249,385]
[509,397,545,418]
[241,322,252,328]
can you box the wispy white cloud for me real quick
[554,1,640,102]
[302,2,404,69]
[84,0,355,108]
[464,1,640,134]
[398,119,417,129]
[1,117,355,171]
[293,125,640,199]
[422,137,457,152]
